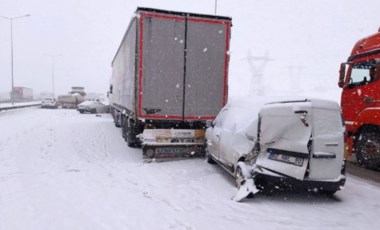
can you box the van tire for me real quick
[235,165,245,188]
[234,162,251,189]
[205,148,216,164]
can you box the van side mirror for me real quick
[338,63,347,88]
[206,120,214,128]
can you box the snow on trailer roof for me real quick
[136,7,232,21]
[112,7,232,66]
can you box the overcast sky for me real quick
[1,0,379,100]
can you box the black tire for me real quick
[354,128,380,169]
[79,110,84,114]
[125,118,138,148]
[126,132,137,147]
[121,115,127,139]
[114,113,121,127]
[205,147,216,164]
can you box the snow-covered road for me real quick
[1,107,379,230]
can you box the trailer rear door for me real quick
[137,9,231,121]
[138,13,186,120]
[184,17,230,120]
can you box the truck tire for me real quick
[126,132,137,147]
[115,113,121,127]
[354,128,380,169]
[125,118,138,148]
[121,115,127,139]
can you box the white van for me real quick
[205,97,346,199]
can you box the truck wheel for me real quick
[126,133,137,147]
[115,113,121,127]
[125,118,137,147]
[121,116,127,139]
[355,128,380,169]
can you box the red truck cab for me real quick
[338,29,380,168]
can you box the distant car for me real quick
[77,100,108,114]
[206,97,346,196]
[41,97,58,108]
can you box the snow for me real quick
[0,101,41,109]
[1,107,380,229]
[78,100,98,106]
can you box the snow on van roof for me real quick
[228,96,339,111]
[222,96,340,140]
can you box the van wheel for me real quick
[235,162,251,189]
[205,148,216,164]
[355,128,380,169]
[235,165,245,189]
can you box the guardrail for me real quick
[0,102,41,111]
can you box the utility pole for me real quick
[43,54,62,98]
[0,14,30,105]
[214,0,218,15]
[244,50,272,96]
